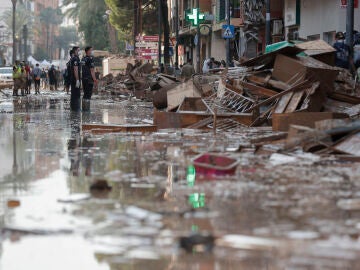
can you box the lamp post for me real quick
[196,0,200,73]
[175,0,179,64]
[226,0,230,67]
[11,0,17,64]
[346,0,354,59]
[265,0,271,45]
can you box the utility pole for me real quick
[138,0,143,35]
[23,25,28,62]
[158,0,162,71]
[226,0,231,67]
[134,0,139,58]
[175,0,179,64]
[11,0,17,64]
[346,0,354,58]
[265,0,271,45]
[196,0,200,73]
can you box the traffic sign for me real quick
[143,36,159,42]
[222,25,235,39]
[135,42,158,48]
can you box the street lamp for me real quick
[11,0,17,64]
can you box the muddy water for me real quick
[0,93,360,269]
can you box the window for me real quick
[216,0,226,22]
[231,0,241,18]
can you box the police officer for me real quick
[70,46,81,111]
[81,46,98,111]
[64,49,73,95]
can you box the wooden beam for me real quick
[239,81,278,97]
[154,111,255,129]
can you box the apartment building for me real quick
[285,0,360,44]
[33,0,60,59]
[169,0,285,70]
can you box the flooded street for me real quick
[0,91,360,269]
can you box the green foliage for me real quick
[55,26,78,53]
[63,0,109,50]
[39,7,63,26]
[33,47,49,60]
[104,0,133,34]
[1,3,34,37]
[104,0,158,40]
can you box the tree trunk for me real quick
[161,0,170,65]
[46,25,50,58]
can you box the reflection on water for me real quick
[0,96,360,269]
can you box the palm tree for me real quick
[1,3,34,38]
[55,26,77,59]
[39,7,63,58]
[63,0,110,50]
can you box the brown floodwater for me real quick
[0,91,360,269]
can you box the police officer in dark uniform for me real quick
[64,49,73,95]
[70,46,81,111]
[81,46,98,111]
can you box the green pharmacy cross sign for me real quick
[186,8,205,26]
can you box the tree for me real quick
[33,47,49,61]
[1,3,34,37]
[160,0,170,65]
[104,0,159,54]
[63,0,109,50]
[39,7,63,57]
[55,26,78,59]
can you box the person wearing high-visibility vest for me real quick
[12,61,22,96]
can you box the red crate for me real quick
[193,153,239,178]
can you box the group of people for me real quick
[333,31,360,73]
[66,46,98,112]
[12,61,41,96]
[12,45,97,112]
[12,61,65,96]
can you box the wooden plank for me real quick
[244,80,311,113]
[328,92,360,105]
[285,90,305,113]
[82,124,157,133]
[272,112,349,132]
[333,132,360,156]
[239,81,278,97]
[247,75,289,91]
[274,92,294,114]
[154,111,255,129]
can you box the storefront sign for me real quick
[340,0,359,8]
[135,35,159,60]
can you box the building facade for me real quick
[284,0,360,44]
[169,0,286,70]
[169,0,359,70]
[33,0,60,60]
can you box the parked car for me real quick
[0,67,13,82]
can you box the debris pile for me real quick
[154,41,360,133]
[98,61,181,102]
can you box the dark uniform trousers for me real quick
[70,81,81,111]
[82,78,93,100]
